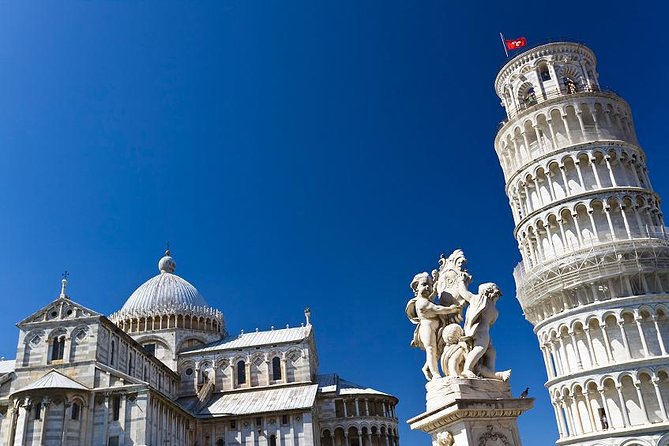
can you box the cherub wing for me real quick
[405,297,419,324]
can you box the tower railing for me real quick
[513,228,669,307]
[500,86,625,126]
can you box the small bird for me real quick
[520,387,529,398]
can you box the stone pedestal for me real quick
[407,377,533,446]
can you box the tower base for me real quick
[407,377,533,445]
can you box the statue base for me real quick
[407,377,533,446]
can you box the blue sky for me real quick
[1,2,667,444]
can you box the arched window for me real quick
[237,360,246,384]
[564,77,578,94]
[539,63,550,81]
[51,336,65,361]
[71,402,81,420]
[269,435,277,446]
[216,440,225,446]
[110,340,115,365]
[523,87,537,107]
[272,357,282,381]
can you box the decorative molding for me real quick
[478,425,511,446]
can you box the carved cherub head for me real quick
[478,282,502,300]
[411,272,434,299]
[436,431,455,446]
[442,324,464,346]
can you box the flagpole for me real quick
[499,32,509,58]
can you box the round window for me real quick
[185,368,193,376]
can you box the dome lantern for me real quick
[158,250,176,274]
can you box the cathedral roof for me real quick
[0,359,15,376]
[178,384,319,417]
[317,373,394,398]
[111,250,223,323]
[12,369,88,395]
[181,325,312,353]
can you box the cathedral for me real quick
[0,251,399,446]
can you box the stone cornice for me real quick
[407,398,534,433]
[512,187,657,237]
[494,90,628,148]
[502,140,643,192]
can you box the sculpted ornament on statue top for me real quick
[405,250,511,382]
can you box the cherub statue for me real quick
[406,272,461,381]
[461,283,511,381]
[439,323,467,377]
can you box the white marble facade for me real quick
[495,42,669,446]
[0,252,398,446]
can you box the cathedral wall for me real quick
[95,321,179,399]
[197,410,316,446]
[316,393,399,446]
[178,339,314,396]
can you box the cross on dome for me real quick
[159,249,176,274]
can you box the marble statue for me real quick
[439,323,467,377]
[405,273,462,381]
[407,250,511,382]
[436,431,455,446]
[462,283,511,381]
[435,249,475,312]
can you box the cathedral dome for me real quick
[109,250,224,335]
[120,268,208,313]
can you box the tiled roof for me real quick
[317,374,391,397]
[184,326,311,353]
[181,384,318,417]
[0,359,15,375]
[13,370,88,394]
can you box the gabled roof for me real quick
[179,384,319,417]
[0,359,15,376]
[18,296,101,326]
[317,373,392,397]
[183,325,311,354]
[12,369,88,395]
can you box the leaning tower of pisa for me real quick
[494,42,669,445]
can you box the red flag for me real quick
[505,37,527,50]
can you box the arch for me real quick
[517,81,538,109]
[285,349,303,383]
[69,326,89,363]
[176,336,207,353]
[537,61,551,81]
[250,354,265,387]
